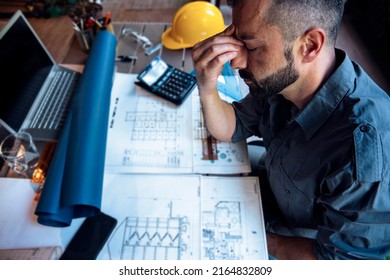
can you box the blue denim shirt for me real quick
[232,49,390,259]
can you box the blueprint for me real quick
[191,88,250,175]
[104,73,250,175]
[97,174,268,260]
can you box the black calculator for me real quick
[135,56,197,105]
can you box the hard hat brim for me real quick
[161,27,194,50]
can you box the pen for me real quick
[104,11,111,26]
[90,17,102,28]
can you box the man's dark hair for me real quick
[227,0,345,46]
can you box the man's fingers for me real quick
[191,24,243,92]
[221,24,235,36]
[198,51,238,73]
[192,25,242,62]
[192,38,242,69]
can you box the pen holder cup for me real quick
[74,28,95,52]
[74,17,114,52]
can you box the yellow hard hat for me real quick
[161,1,226,50]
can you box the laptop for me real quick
[0,10,81,141]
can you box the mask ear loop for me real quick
[120,27,152,49]
[120,27,161,55]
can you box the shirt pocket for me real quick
[273,163,314,227]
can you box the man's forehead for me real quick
[232,0,270,39]
[232,0,269,17]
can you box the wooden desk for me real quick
[0,1,183,64]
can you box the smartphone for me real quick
[60,212,117,260]
[136,56,197,105]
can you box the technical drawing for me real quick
[120,95,186,168]
[106,202,190,260]
[192,93,250,170]
[105,74,250,174]
[201,201,244,260]
[98,174,268,260]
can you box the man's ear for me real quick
[300,27,326,63]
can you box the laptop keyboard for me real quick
[30,70,80,130]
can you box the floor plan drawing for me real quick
[120,96,187,169]
[104,73,250,175]
[201,201,244,260]
[192,91,250,174]
[105,74,193,174]
[200,176,268,260]
[97,174,268,260]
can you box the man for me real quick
[191,0,390,259]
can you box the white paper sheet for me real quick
[191,87,251,174]
[104,73,251,175]
[97,174,267,260]
[0,178,61,250]
[105,73,193,173]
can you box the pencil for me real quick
[90,17,102,28]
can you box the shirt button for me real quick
[285,188,290,194]
[360,125,370,132]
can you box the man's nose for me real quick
[230,47,247,70]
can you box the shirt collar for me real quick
[293,49,356,140]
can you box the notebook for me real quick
[0,10,81,141]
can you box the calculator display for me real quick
[140,58,168,86]
[136,56,197,105]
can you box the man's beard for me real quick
[239,47,299,99]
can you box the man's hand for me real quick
[192,25,243,95]
[190,25,243,142]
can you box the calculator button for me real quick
[139,64,196,105]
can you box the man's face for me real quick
[231,0,300,98]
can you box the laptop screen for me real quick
[0,12,54,132]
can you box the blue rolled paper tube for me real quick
[35,31,117,227]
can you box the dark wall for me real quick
[344,0,390,79]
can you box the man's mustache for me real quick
[238,70,255,82]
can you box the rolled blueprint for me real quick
[35,30,117,227]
